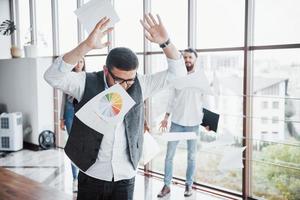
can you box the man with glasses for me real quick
[44,14,186,200]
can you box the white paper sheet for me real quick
[171,70,213,95]
[75,84,136,134]
[141,132,161,165]
[155,132,197,141]
[201,133,236,149]
[217,146,246,171]
[74,0,120,34]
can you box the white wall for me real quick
[0,0,12,59]
[36,59,54,135]
[0,58,54,145]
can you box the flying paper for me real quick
[141,132,161,165]
[217,146,246,171]
[74,0,120,34]
[155,132,197,141]
[75,84,135,134]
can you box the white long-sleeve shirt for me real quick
[44,55,185,181]
[166,68,220,127]
[166,86,209,126]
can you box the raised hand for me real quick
[140,13,169,44]
[159,119,168,132]
[85,17,113,50]
[63,17,114,65]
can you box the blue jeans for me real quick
[64,100,78,180]
[164,122,199,187]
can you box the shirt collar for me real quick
[103,72,109,89]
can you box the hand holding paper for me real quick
[75,0,119,34]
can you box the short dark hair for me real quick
[183,48,198,58]
[106,47,139,71]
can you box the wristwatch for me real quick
[159,39,171,48]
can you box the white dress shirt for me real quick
[166,77,211,127]
[44,55,185,181]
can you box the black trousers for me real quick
[77,171,135,200]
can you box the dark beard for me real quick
[186,64,194,72]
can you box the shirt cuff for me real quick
[166,55,186,78]
[56,56,77,72]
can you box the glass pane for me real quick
[114,0,143,52]
[18,0,31,47]
[0,0,10,58]
[197,52,244,192]
[58,0,78,54]
[252,49,300,142]
[254,0,300,45]
[36,0,53,56]
[148,54,169,130]
[84,56,107,73]
[151,0,187,51]
[252,49,300,99]
[85,55,143,75]
[148,53,174,177]
[252,146,300,200]
[251,49,300,199]
[197,0,244,48]
[149,52,244,193]
[197,125,243,193]
[82,0,108,55]
[137,55,144,75]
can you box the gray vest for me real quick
[64,71,144,171]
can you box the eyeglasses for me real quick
[108,70,136,86]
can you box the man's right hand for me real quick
[63,17,113,65]
[60,119,65,131]
[159,119,168,132]
[84,17,113,50]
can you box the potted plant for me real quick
[0,19,22,58]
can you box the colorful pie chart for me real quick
[98,92,123,117]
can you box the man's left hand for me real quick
[205,126,210,131]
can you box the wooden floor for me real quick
[0,149,231,200]
[0,167,73,200]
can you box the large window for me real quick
[151,0,188,51]
[251,49,300,199]
[194,52,244,192]
[197,0,245,48]
[254,0,300,45]
[36,0,53,56]
[84,56,107,73]
[114,0,143,52]
[149,51,245,192]
[85,55,144,75]
[58,0,78,55]
[18,0,31,48]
